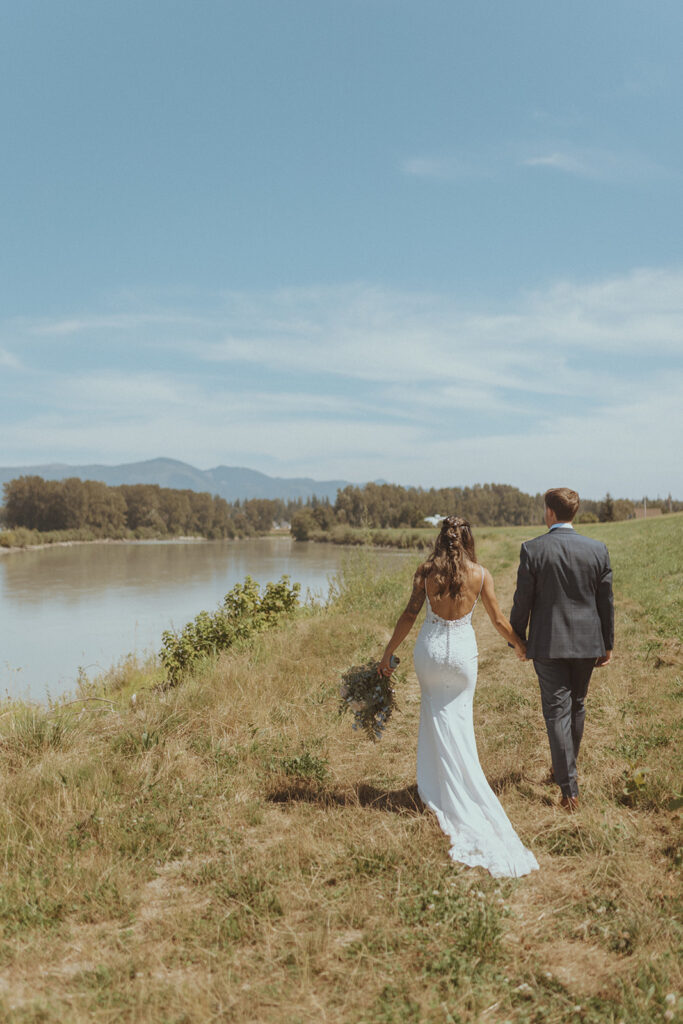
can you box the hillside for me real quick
[0,457,351,503]
[0,515,680,1021]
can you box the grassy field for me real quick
[0,516,681,1022]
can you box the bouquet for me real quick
[338,656,399,742]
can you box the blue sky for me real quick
[1,0,681,498]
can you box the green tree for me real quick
[598,493,615,522]
[291,509,317,541]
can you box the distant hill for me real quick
[0,458,351,503]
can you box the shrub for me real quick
[159,575,300,686]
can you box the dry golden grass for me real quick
[0,519,681,1023]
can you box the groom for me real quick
[510,487,614,810]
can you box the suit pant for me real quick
[533,658,595,798]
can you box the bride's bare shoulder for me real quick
[466,560,490,585]
[413,561,430,583]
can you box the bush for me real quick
[159,575,300,686]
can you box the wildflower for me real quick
[665,995,676,1006]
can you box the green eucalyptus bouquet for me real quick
[338,656,399,742]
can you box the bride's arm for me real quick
[480,568,527,660]
[378,569,426,676]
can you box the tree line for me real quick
[0,476,300,539]
[2,475,679,541]
[290,483,681,539]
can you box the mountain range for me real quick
[0,458,352,504]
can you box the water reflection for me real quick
[0,538,408,702]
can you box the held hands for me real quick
[512,635,527,662]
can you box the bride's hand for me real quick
[513,637,527,661]
[378,652,395,678]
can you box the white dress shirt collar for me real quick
[549,522,574,531]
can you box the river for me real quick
[0,537,407,703]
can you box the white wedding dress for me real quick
[413,570,539,878]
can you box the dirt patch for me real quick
[538,939,627,998]
[135,857,211,927]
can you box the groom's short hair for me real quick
[544,487,580,522]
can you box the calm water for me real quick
[0,538,406,702]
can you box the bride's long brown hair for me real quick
[424,515,477,599]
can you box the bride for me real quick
[379,515,539,878]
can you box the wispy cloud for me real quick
[186,268,683,391]
[400,156,489,181]
[523,152,588,174]
[2,378,679,497]
[1,267,681,495]
[0,348,23,370]
[28,313,208,338]
[53,371,371,422]
[520,145,670,182]
[402,143,671,186]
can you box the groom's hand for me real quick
[595,650,612,667]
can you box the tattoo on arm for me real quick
[406,575,426,616]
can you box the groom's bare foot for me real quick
[560,795,579,812]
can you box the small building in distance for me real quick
[423,514,446,526]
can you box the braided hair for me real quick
[424,515,477,599]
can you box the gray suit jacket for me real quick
[510,528,614,659]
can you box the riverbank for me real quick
[0,532,209,557]
[0,534,210,556]
[0,526,298,556]
[0,517,680,1021]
